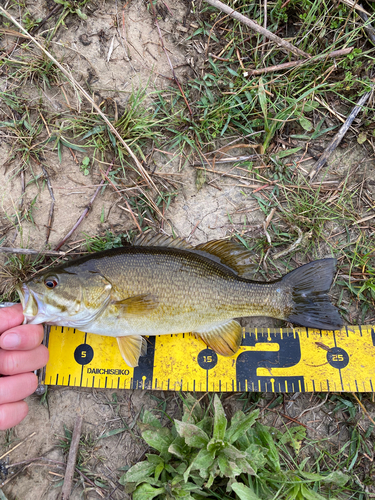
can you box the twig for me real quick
[118,203,142,233]
[273,226,304,260]
[338,0,370,14]
[6,456,105,497]
[263,408,314,431]
[0,466,26,488]
[352,392,375,427]
[296,393,329,419]
[99,168,143,233]
[357,6,375,44]
[40,165,55,244]
[309,90,372,181]
[192,155,258,165]
[208,53,232,61]
[314,96,348,125]
[19,166,25,213]
[262,0,267,57]
[61,415,83,500]
[194,165,268,186]
[265,207,276,229]
[30,3,63,34]
[262,220,272,271]
[0,247,68,256]
[54,162,114,251]
[75,469,105,498]
[203,0,310,59]
[0,432,36,460]
[7,456,64,468]
[248,47,353,76]
[261,208,276,270]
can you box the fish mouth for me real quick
[16,283,93,328]
[16,283,46,325]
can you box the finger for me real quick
[0,304,24,334]
[0,372,38,404]
[0,345,49,376]
[0,401,29,431]
[0,324,44,350]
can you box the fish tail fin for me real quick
[282,258,343,330]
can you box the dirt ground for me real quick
[0,0,375,498]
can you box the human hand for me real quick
[0,304,49,430]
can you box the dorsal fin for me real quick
[133,233,255,277]
[133,232,193,250]
[194,240,256,277]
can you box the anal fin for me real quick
[195,320,242,357]
[117,335,147,367]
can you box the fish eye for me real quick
[44,277,58,289]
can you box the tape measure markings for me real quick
[44,325,375,392]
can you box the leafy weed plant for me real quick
[120,394,353,500]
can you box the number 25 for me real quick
[332,354,344,361]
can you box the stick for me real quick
[352,392,375,427]
[99,169,143,233]
[30,3,63,35]
[203,0,309,59]
[357,7,375,44]
[0,432,36,460]
[0,247,69,256]
[338,0,370,14]
[192,155,257,165]
[19,167,25,212]
[273,226,304,259]
[54,162,113,251]
[263,408,314,431]
[40,165,55,244]
[248,47,353,76]
[61,415,83,500]
[309,91,372,181]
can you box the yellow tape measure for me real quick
[44,325,375,392]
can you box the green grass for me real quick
[0,252,44,302]
[66,86,166,166]
[337,234,375,322]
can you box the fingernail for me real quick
[2,333,20,348]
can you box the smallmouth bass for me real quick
[17,234,343,367]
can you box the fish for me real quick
[16,234,343,367]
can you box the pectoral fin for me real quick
[112,294,158,315]
[195,320,242,356]
[117,335,147,367]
